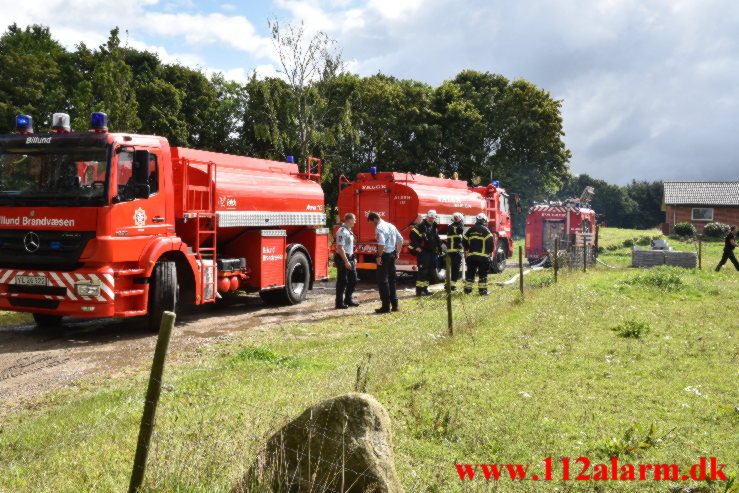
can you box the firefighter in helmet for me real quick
[447,212,465,291]
[410,210,443,296]
[463,213,494,295]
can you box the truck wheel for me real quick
[490,247,507,274]
[356,269,375,282]
[262,251,311,306]
[33,313,63,330]
[283,251,310,304]
[148,260,178,333]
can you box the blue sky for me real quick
[3,0,738,185]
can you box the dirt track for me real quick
[0,260,526,415]
[0,280,404,415]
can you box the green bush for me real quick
[623,238,635,247]
[673,222,696,237]
[635,235,652,246]
[703,222,730,238]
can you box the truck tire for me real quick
[148,260,178,333]
[356,269,375,282]
[33,313,63,330]
[261,251,311,306]
[490,246,507,274]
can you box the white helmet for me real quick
[426,210,437,219]
[475,213,487,223]
[452,212,464,222]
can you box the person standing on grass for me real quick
[368,212,403,313]
[447,212,465,291]
[409,210,443,296]
[715,225,739,272]
[334,213,359,309]
[463,213,494,295]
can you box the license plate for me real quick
[14,275,48,286]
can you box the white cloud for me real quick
[274,0,739,184]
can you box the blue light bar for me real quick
[286,155,295,163]
[15,114,33,133]
[90,112,108,132]
[491,180,500,187]
[370,166,377,176]
[50,241,62,250]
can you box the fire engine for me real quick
[0,113,329,330]
[337,170,519,280]
[525,187,597,265]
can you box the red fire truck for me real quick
[337,170,518,280]
[0,113,329,330]
[525,187,597,265]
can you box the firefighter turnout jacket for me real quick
[447,221,464,253]
[463,224,494,257]
[410,220,442,254]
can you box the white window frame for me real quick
[691,207,714,221]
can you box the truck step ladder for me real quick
[182,158,218,303]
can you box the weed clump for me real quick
[624,268,684,291]
[611,320,651,338]
[592,423,662,458]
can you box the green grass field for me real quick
[0,228,737,492]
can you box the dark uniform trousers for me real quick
[716,249,739,271]
[334,254,357,306]
[416,251,437,290]
[448,251,463,282]
[377,252,398,309]
[465,256,489,295]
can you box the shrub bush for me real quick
[703,222,730,238]
[673,222,696,237]
[623,239,635,247]
[635,235,652,246]
[611,320,652,338]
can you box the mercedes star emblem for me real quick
[24,232,40,253]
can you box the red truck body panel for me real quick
[337,172,514,275]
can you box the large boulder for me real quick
[235,393,402,493]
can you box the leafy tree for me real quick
[89,28,140,132]
[0,24,66,132]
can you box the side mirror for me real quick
[513,193,523,213]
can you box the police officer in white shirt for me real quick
[335,213,358,309]
[367,212,403,313]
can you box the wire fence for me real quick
[132,245,602,492]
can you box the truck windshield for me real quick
[0,147,109,206]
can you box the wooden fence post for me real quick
[582,235,587,273]
[698,235,702,270]
[444,254,453,337]
[128,311,176,493]
[553,238,558,283]
[518,246,524,297]
[595,225,599,258]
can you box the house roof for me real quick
[663,181,739,206]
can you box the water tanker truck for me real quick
[0,113,329,330]
[337,170,518,280]
[525,187,597,265]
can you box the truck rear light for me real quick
[51,113,71,132]
[15,114,33,133]
[75,282,101,297]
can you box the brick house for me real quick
[662,181,739,234]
